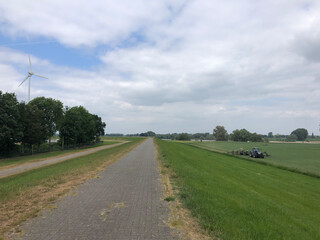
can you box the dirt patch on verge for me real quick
[154,139,212,240]
[1,140,142,240]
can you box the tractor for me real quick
[250,147,264,158]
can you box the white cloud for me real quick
[0,0,176,47]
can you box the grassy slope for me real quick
[156,139,320,240]
[0,141,119,168]
[190,141,320,176]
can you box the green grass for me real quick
[189,141,320,177]
[0,141,119,168]
[164,196,175,202]
[156,139,320,240]
[0,137,143,203]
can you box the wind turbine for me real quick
[19,55,48,102]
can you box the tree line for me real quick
[0,91,106,156]
[213,126,263,142]
[105,127,312,143]
[156,132,214,141]
[213,126,310,142]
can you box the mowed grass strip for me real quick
[190,141,320,177]
[156,139,320,240]
[0,141,119,168]
[0,137,144,238]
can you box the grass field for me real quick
[156,139,320,240]
[0,137,143,238]
[189,141,320,177]
[0,141,119,168]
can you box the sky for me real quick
[0,0,319,135]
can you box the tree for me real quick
[193,133,202,140]
[92,114,106,141]
[231,129,251,142]
[213,126,228,141]
[146,131,156,137]
[250,133,263,142]
[140,131,156,137]
[286,134,297,142]
[0,91,23,154]
[176,133,190,141]
[29,97,63,147]
[291,128,308,141]
[230,129,263,142]
[19,103,46,154]
[59,106,96,147]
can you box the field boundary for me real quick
[187,142,320,179]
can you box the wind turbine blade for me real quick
[19,76,29,86]
[33,73,48,79]
[28,55,32,72]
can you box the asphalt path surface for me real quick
[0,142,127,179]
[14,138,180,240]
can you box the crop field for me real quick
[156,139,320,240]
[189,141,320,177]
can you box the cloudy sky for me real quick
[0,0,319,135]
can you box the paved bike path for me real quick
[0,142,127,179]
[15,138,179,240]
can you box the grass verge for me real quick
[0,137,143,239]
[0,141,119,168]
[154,139,211,240]
[156,139,320,240]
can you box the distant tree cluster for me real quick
[139,131,156,137]
[229,129,263,142]
[105,133,124,137]
[108,132,212,140]
[0,91,106,156]
[176,133,190,141]
[273,134,287,139]
[290,128,308,141]
[110,126,312,143]
[212,126,311,142]
[213,126,228,141]
[212,126,263,142]
[156,132,213,140]
[191,132,214,140]
[286,134,298,142]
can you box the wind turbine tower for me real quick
[19,55,48,102]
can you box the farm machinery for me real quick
[231,147,270,158]
[249,148,265,158]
